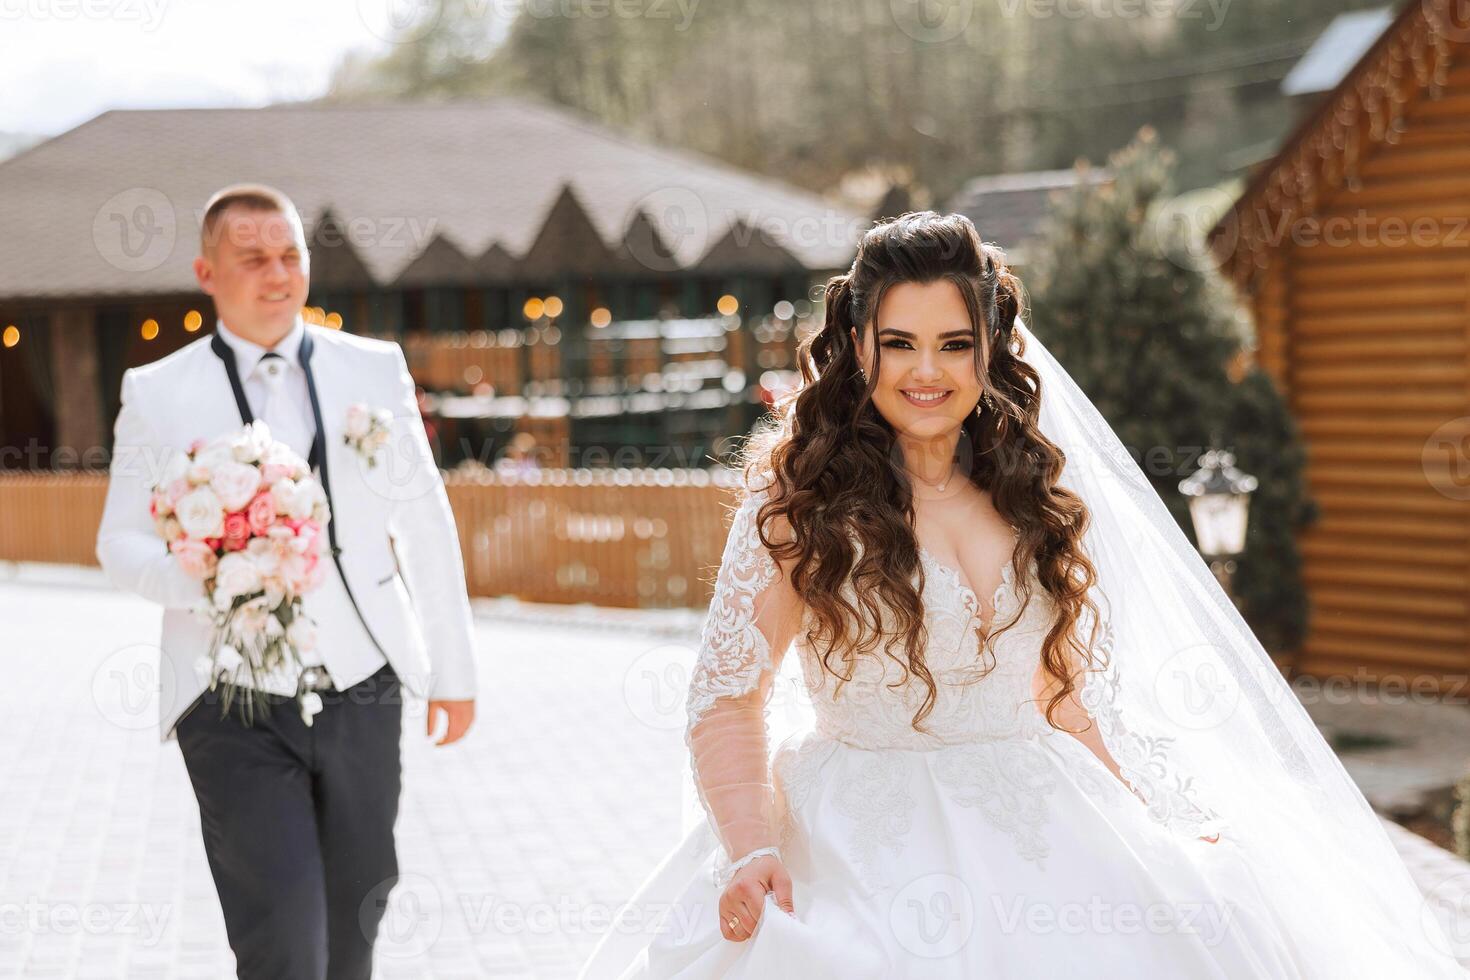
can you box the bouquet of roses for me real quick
[148,420,330,723]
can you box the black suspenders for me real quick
[209,330,387,658]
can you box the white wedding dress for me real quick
[578,487,1310,979]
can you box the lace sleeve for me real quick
[1078,608,1228,842]
[686,486,803,882]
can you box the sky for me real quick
[0,0,481,135]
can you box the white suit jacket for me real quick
[96,324,479,739]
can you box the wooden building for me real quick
[1209,0,1470,683]
[0,98,861,468]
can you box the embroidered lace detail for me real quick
[1076,612,1228,841]
[773,735,839,847]
[917,546,1013,641]
[831,751,914,894]
[714,847,782,886]
[685,487,779,733]
[685,485,788,883]
[799,549,1051,750]
[931,739,1060,869]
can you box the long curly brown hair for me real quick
[741,211,1105,734]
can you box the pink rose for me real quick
[246,491,277,535]
[170,538,218,580]
[188,437,207,455]
[221,512,251,552]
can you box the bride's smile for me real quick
[580,210,1461,980]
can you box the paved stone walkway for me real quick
[0,565,1466,977]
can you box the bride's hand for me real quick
[1199,833,1221,844]
[719,854,794,942]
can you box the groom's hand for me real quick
[426,699,475,746]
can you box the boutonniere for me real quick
[343,403,392,467]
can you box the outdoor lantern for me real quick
[1179,449,1258,597]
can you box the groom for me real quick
[96,183,479,979]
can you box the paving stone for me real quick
[1,567,1468,975]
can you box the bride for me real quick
[579,212,1462,978]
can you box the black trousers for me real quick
[176,663,403,980]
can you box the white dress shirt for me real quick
[214,316,388,695]
[214,317,314,459]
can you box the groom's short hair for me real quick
[199,183,307,256]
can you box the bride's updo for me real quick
[739,211,1102,734]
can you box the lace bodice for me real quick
[685,486,1226,883]
[796,546,1054,749]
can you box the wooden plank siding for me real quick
[1270,56,1470,682]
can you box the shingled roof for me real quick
[0,98,864,301]
[1209,0,1470,288]
[943,168,1114,265]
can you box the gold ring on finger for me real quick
[728,915,740,931]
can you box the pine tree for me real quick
[1024,127,1314,658]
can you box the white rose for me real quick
[286,480,320,521]
[216,644,244,675]
[263,440,310,477]
[268,476,328,522]
[270,476,296,502]
[232,421,273,464]
[175,487,225,539]
[194,440,235,473]
[306,479,328,511]
[288,616,317,653]
[215,552,263,600]
[373,407,392,428]
[345,403,371,439]
[210,460,262,511]
[245,540,281,577]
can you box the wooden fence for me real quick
[0,473,111,566]
[0,470,742,609]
